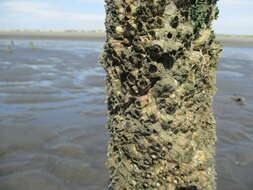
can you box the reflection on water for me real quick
[0,40,108,190]
[0,40,253,190]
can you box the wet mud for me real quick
[0,39,253,190]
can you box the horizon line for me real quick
[0,29,252,37]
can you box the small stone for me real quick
[231,96,246,105]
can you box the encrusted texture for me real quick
[100,0,221,189]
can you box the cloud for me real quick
[214,0,253,34]
[1,1,105,26]
[214,13,253,35]
[1,0,252,34]
[2,1,104,21]
[218,0,253,6]
[2,1,50,12]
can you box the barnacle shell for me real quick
[101,0,221,189]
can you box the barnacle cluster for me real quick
[100,0,221,189]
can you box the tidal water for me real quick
[0,39,252,190]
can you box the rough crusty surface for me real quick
[100,0,221,189]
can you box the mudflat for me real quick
[217,36,253,48]
[0,37,253,190]
[1,31,253,47]
[0,31,106,41]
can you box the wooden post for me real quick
[100,0,221,189]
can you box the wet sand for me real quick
[0,37,253,190]
[0,31,106,42]
[217,36,253,48]
[1,31,253,47]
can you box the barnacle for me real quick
[101,0,221,189]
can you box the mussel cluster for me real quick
[100,0,221,189]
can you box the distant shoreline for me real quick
[0,31,106,42]
[1,31,253,47]
[216,36,253,48]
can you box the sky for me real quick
[0,0,252,35]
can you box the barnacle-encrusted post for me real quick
[100,0,221,189]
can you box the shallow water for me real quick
[0,40,252,190]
